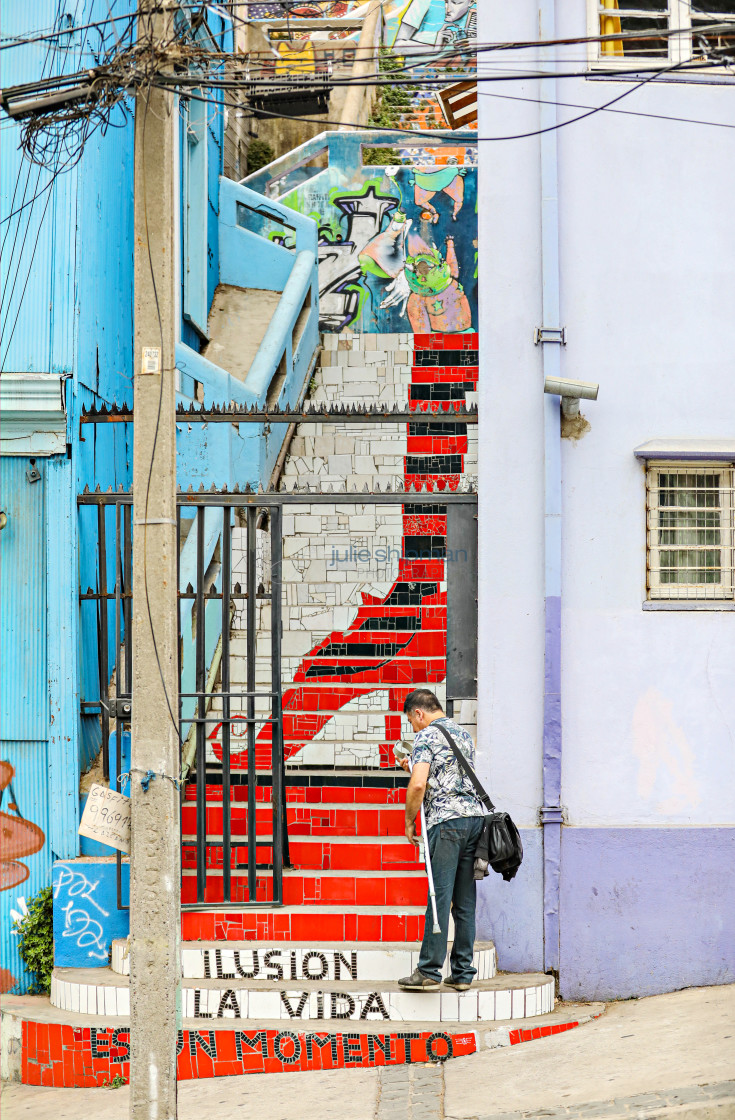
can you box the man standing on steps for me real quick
[397,688,485,992]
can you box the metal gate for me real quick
[78,491,287,908]
[79,400,479,910]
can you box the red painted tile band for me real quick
[19,1024,477,1086]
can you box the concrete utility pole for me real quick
[130,1,180,1116]
[341,0,384,127]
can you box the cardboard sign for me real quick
[79,784,131,854]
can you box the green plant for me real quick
[246,139,275,175]
[13,886,54,994]
[363,146,404,167]
[363,48,417,166]
[104,1075,128,1089]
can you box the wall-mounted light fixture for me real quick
[544,376,599,418]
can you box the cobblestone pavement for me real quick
[458,1080,735,1119]
[4,1070,735,1120]
[376,1062,443,1119]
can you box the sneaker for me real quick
[443,977,472,991]
[397,968,441,991]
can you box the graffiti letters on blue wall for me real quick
[52,860,129,968]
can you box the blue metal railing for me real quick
[176,177,319,491]
[173,179,320,777]
[241,128,478,201]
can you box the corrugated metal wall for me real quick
[0,458,47,740]
[0,0,78,376]
[0,459,51,992]
[0,1,136,991]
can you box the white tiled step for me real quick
[110,939,497,982]
[51,968,554,1023]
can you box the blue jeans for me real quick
[418,815,485,984]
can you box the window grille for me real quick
[646,462,735,600]
[593,0,735,67]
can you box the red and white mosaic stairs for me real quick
[10,333,607,1087]
[31,771,596,1086]
[23,770,604,1086]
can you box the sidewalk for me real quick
[3,985,734,1119]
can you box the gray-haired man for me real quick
[397,688,485,992]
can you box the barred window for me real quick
[593,0,735,66]
[646,462,734,600]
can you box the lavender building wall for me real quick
[475,0,735,999]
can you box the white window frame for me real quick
[586,1,735,73]
[645,460,735,603]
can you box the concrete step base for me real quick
[1,995,604,1086]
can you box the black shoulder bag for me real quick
[434,723,523,883]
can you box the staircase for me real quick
[18,329,607,1087]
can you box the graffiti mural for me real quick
[0,762,45,894]
[0,760,46,993]
[248,2,477,54]
[249,2,357,17]
[390,0,477,53]
[280,160,477,334]
[52,860,130,967]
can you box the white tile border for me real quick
[51,973,554,1023]
[110,941,498,983]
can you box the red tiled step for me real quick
[182,836,423,872]
[180,802,407,838]
[180,869,427,907]
[7,993,603,1087]
[181,906,426,943]
[12,1003,477,1085]
[183,775,407,807]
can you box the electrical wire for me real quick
[152,49,732,146]
[0,0,71,360]
[477,86,735,133]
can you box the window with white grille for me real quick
[590,1,735,67]
[646,462,735,600]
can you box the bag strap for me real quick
[433,721,495,813]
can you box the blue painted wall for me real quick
[1,1,309,992]
[1,0,135,992]
[53,859,129,968]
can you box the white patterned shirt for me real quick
[411,716,485,829]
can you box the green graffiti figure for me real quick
[380,236,472,333]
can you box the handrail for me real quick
[221,177,317,257]
[241,128,479,200]
[245,250,315,401]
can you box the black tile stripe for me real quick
[405,455,463,474]
[413,349,478,366]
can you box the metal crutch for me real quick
[395,741,441,934]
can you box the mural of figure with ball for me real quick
[357,166,473,334]
[393,0,477,52]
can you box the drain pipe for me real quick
[537,0,564,978]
